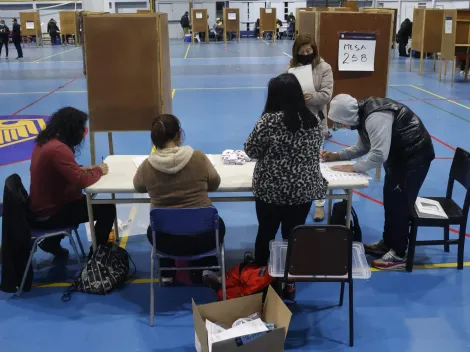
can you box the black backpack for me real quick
[330,200,362,242]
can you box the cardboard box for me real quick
[193,286,292,352]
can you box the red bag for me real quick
[217,263,274,301]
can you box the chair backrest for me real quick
[284,225,352,279]
[150,207,219,235]
[447,147,470,215]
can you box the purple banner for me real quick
[0,115,51,166]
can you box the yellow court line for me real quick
[370,261,470,272]
[184,43,191,59]
[409,85,470,110]
[176,86,266,91]
[33,47,81,63]
[172,88,176,98]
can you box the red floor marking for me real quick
[11,78,78,116]
[352,191,470,238]
[326,139,350,147]
[430,135,456,152]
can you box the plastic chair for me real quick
[0,201,85,296]
[149,207,226,327]
[281,225,354,347]
[407,147,470,271]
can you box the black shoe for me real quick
[283,283,296,301]
[38,241,69,257]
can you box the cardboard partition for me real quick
[137,9,153,14]
[193,286,292,352]
[360,8,397,46]
[298,11,316,37]
[315,12,392,99]
[59,11,77,35]
[191,8,209,43]
[411,8,444,53]
[84,14,172,132]
[260,8,277,34]
[19,11,41,37]
[295,8,314,35]
[441,9,457,60]
[343,1,358,12]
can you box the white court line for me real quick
[33,47,81,63]
[282,52,293,58]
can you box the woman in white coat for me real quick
[288,33,333,221]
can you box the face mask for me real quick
[297,53,314,66]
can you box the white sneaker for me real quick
[372,249,407,270]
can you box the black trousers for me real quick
[13,39,22,58]
[147,217,226,277]
[254,199,312,266]
[32,196,116,249]
[383,163,431,256]
[0,40,8,57]
[398,39,408,56]
[50,31,58,45]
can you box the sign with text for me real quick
[445,17,452,34]
[338,32,376,72]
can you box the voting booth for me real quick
[223,8,240,43]
[19,11,41,47]
[191,8,209,43]
[260,8,276,41]
[59,11,79,45]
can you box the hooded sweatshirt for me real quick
[133,146,221,209]
[328,94,393,173]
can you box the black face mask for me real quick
[297,53,314,66]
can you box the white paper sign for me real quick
[26,21,35,29]
[196,12,203,19]
[228,13,236,20]
[445,17,452,34]
[338,32,376,72]
[265,8,272,14]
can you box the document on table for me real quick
[208,319,268,352]
[288,65,315,94]
[132,156,147,168]
[321,161,371,181]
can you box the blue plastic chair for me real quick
[149,207,226,326]
[0,200,85,296]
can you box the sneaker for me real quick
[325,131,333,140]
[313,206,325,222]
[364,239,389,257]
[283,283,296,301]
[372,249,407,270]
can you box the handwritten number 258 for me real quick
[343,53,368,64]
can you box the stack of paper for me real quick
[320,162,371,181]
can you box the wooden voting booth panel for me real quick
[295,8,314,35]
[360,8,397,47]
[315,12,392,99]
[410,8,444,75]
[328,7,351,12]
[59,11,78,44]
[19,11,41,45]
[260,8,276,40]
[84,13,172,161]
[223,8,240,43]
[191,8,208,43]
[298,11,316,37]
[439,10,457,84]
[343,1,358,12]
[137,9,153,14]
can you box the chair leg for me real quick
[158,257,162,288]
[339,282,345,306]
[457,225,466,270]
[16,238,40,296]
[150,250,155,327]
[349,280,354,347]
[68,234,83,270]
[444,226,450,253]
[74,229,86,258]
[221,245,227,301]
[406,223,418,272]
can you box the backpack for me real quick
[330,200,362,242]
[216,257,274,301]
[62,243,135,301]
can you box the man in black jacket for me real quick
[180,11,190,40]
[397,18,412,57]
[322,94,435,270]
[0,20,10,59]
[12,18,23,59]
[47,18,60,45]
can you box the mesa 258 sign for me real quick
[338,32,377,72]
[0,115,50,166]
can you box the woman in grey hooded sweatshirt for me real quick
[287,33,333,222]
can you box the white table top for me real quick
[85,155,369,194]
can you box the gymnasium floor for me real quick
[1,40,470,351]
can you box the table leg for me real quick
[345,189,353,229]
[112,194,120,242]
[326,189,333,224]
[86,193,97,251]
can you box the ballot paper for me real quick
[288,65,315,95]
[208,318,268,352]
[415,197,448,219]
[320,161,371,181]
[132,156,147,168]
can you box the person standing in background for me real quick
[47,18,60,45]
[180,11,190,40]
[12,18,23,59]
[0,20,10,59]
[397,18,412,57]
[288,33,333,222]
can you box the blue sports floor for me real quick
[1,40,470,351]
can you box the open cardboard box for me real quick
[193,286,292,352]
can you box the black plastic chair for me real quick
[282,225,354,347]
[407,147,470,272]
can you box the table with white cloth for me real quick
[85,155,369,250]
